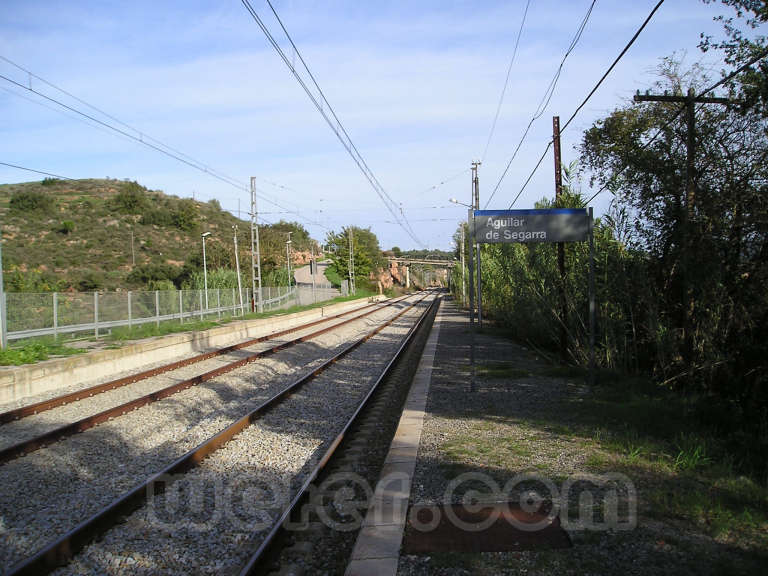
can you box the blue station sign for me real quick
[472,208,590,243]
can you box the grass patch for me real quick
[442,426,533,471]
[477,362,531,379]
[107,289,378,342]
[0,338,85,366]
[564,377,768,548]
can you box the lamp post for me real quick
[201,232,211,310]
[286,232,293,290]
[450,197,474,323]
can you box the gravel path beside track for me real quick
[398,302,766,576]
[0,296,423,572]
[53,298,433,575]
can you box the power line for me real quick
[0,62,325,230]
[507,0,666,208]
[561,0,665,133]
[485,0,596,208]
[240,0,426,248]
[580,46,768,208]
[481,0,531,162]
[0,161,74,180]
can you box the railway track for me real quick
[0,294,414,464]
[0,296,405,425]
[1,291,435,574]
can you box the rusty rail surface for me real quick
[0,295,409,425]
[6,291,434,576]
[240,294,441,575]
[0,294,417,465]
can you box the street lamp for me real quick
[286,232,293,289]
[450,197,475,324]
[201,232,211,310]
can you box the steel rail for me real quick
[0,295,410,425]
[0,294,418,464]
[240,294,440,575]
[6,292,434,576]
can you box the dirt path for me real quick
[398,301,767,575]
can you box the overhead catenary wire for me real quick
[481,0,532,162]
[505,0,667,208]
[485,0,596,208]
[0,161,75,180]
[241,0,426,248]
[0,60,322,230]
[580,43,768,208]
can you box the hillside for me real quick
[0,178,315,292]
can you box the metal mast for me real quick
[250,177,263,313]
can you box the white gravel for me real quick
[0,303,392,452]
[53,297,434,575]
[0,295,426,572]
[0,300,374,417]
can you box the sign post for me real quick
[471,208,596,384]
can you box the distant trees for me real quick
[325,226,383,288]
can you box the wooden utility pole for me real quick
[634,89,730,362]
[553,116,568,362]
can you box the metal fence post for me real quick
[155,290,160,328]
[179,290,183,323]
[53,292,58,339]
[217,289,221,319]
[94,292,99,339]
[232,287,236,317]
[199,291,203,321]
[128,291,132,331]
[0,292,6,349]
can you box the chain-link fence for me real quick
[2,282,339,342]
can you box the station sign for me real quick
[472,208,589,243]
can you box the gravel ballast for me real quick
[0,296,426,572]
[52,297,434,575]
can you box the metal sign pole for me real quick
[467,209,475,324]
[588,207,596,386]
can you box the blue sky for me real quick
[0,0,743,250]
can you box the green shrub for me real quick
[41,177,61,186]
[10,190,54,213]
[112,181,149,214]
[140,207,173,227]
[172,198,199,231]
[58,220,75,235]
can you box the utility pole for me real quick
[348,227,355,295]
[460,223,466,305]
[472,160,482,328]
[634,89,730,363]
[233,225,244,315]
[553,116,568,362]
[250,177,263,313]
[311,243,317,303]
[201,232,211,310]
[0,226,5,349]
[286,231,293,290]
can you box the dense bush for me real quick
[112,181,149,214]
[10,190,55,213]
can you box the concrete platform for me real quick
[345,299,442,576]
[0,296,383,404]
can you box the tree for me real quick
[325,226,382,287]
[581,56,768,403]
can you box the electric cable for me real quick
[485,0,596,208]
[481,0,532,162]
